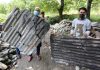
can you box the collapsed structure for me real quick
[2,8,49,55]
[50,20,100,70]
[0,7,50,69]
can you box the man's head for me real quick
[34,7,40,16]
[78,7,87,20]
[35,7,40,12]
[41,11,45,18]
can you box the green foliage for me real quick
[91,15,100,22]
[0,0,100,23]
[0,0,100,14]
[48,14,100,24]
[0,4,7,14]
[9,0,26,9]
[0,14,6,22]
[48,16,61,25]
[33,0,59,12]
[92,0,100,11]
[48,14,70,25]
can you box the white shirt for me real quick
[71,18,91,37]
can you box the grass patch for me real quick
[90,15,100,22]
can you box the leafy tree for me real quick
[86,0,93,19]
[57,0,64,19]
[0,4,7,14]
[0,0,100,22]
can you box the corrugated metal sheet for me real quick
[2,8,50,55]
[50,34,100,70]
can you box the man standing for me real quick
[28,7,42,61]
[70,7,91,38]
[40,11,45,19]
[70,7,92,70]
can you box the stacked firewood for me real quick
[50,19,72,36]
[0,41,17,70]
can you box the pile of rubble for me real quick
[50,19,72,37]
[0,41,17,70]
[90,22,100,38]
[50,20,100,38]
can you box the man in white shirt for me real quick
[70,7,91,38]
[70,7,92,70]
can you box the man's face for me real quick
[79,9,86,20]
[79,9,86,15]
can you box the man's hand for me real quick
[83,31,90,38]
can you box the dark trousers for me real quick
[36,42,42,56]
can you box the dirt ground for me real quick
[14,31,76,70]
[5,30,100,70]
[15,47,75,70]
[12,30,98,70]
